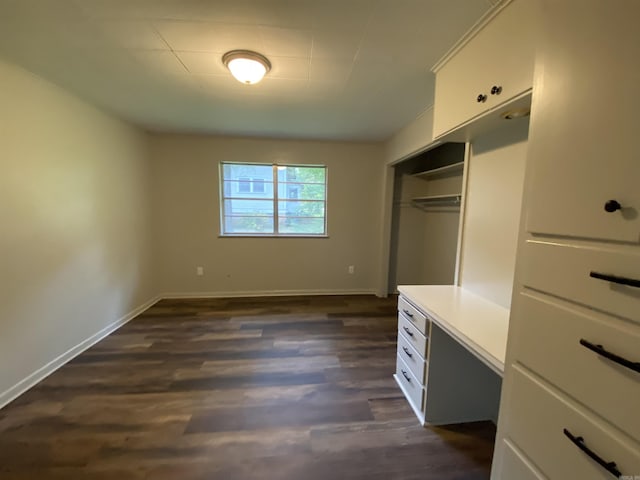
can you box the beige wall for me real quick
[459,120,529,308]
[379,107,436,294]
[0,59,155,406]
[384,106,435,164]
[150,134,385,296]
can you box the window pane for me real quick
[223,178,273,197]
[278,201,325,218]
[224,163,273,195]
[278,182,325,200]
[225,216,274,234]
[278,217,325,235]
[277,166,325,184]
[224,199,273,216]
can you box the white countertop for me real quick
[397,285,510,375]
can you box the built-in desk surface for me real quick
[398,285,509,375]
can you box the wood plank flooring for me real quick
[0,295,496,479]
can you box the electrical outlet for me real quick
[348,265,355,274]
[196,266,204,276]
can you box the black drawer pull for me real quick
[590,271,640,289]
[402,309,414,318]
[402,346,413,358]
[401,370,411,382]
[580,339,640,374]
[402,326,414,337]
[563,429,621,478]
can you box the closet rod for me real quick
[411,194,461,210]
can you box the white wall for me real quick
[0,59,156,406]
[459,120,529,308]
[385,106,435,164]
[150,134,385,297]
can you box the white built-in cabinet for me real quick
[393,0,640,477]
[431,0,536,139]
[492,0,640,478]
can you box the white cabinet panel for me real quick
[507,367,640,479]
[521,240,640,324]
[432,0,536,138]
[500,440,546,480]
[525,0,640,243]
[513,292,640,443]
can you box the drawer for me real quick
[522,240,640,324]
[505,367,640,479]
[398,295,428,335]
[499,439,546,480]
[397,333,426,384]
[395,355,424,413]
[514,292,640,443]
[398,314,428,358]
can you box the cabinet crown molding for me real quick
[431,0,514,74]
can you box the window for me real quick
[220,162,327,236]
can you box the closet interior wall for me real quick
[388,143,465,293]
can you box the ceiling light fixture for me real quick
[222,50,271,85]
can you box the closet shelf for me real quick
[411,194,462,210]
[413,161,464,179]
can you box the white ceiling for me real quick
[0,0,496,141]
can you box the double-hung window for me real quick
[220,162,327,236]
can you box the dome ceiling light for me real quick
[222,50,271,85]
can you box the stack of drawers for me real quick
[394,295,430,420]
[498,240,640,479]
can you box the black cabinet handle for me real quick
[401,370,412,382]
[477,93,487,103]
[604,199,622,212]
[491,85,502,95]
[402,309,414,318]
[563,429,621,478]
[402,326,414,337]
[580,339,640,374]
[590,271,640,289]
[402,346,413,358]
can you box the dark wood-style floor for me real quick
[0,295,495,479]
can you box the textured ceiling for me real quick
[0,0,495,141]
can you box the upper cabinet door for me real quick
[432,0,536,138]
[525,0,640,244]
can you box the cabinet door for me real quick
[525,0,640,243]
[432,0,536,137]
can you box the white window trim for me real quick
[219,162,328,237]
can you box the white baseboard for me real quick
[0,289,380,410]
[161,288,377,299]
[0,295,161,410]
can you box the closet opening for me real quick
[388,142,467,294]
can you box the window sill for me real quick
[218,234,330,239]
